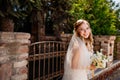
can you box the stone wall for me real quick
[0,32,30,80]
[93,36,116,55]
[114,36,120,60]
[94,35,116,66]
[61,34,116,65]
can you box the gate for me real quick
[28,41,67,80]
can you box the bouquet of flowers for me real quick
[91,49,108,68]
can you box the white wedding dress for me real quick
[62,34,92,80]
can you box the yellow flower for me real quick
[91,49,108,68]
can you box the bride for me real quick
[62,19,95,80]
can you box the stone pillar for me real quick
[115,36,120,60]
[0,32,30,80]
[94,35,116,66]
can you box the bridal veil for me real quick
[62,33,92,80]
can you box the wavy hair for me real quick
[74,19,93,52]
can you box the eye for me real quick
[79,29,84,31]
[86,27,90,30]
[80,29,83,30]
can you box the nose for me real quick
[84,29,87,33]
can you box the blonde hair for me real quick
[74,19,93,52]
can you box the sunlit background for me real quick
[113,0,120,3]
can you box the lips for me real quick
[83,34,89,38]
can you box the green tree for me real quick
[0,0,27,31]
[18,0,72,41]
[110,0,120,34]
[68,0,117,35]
[49,0,72,39]
[0,0,42,32]
[25,0,72,41]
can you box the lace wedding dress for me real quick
[62,34,92,80]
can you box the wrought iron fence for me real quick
[28,41,67,80]
[27,40,120,80]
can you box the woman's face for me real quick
[77,23,91,39]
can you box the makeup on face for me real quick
[77,23,91,38]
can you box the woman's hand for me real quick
[90,64,96,77]
[90,64,96,70]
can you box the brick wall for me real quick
[115,36,120,60]
[61,34,116,66]
[0,32,30,80]
[93,36,116,55]
[94,35,116,67]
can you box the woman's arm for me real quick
[71,45,80,69]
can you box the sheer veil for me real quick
[63,32,92,76]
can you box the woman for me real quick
[62,19,95,80]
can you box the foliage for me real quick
[0,0,42,31]
[68,0,117,35]
[45,0,72,33]
[0,0,118,35]
[6,0,72,33]
[13,0,42,31]
[0,0,23,18]
[110,0,120,35]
